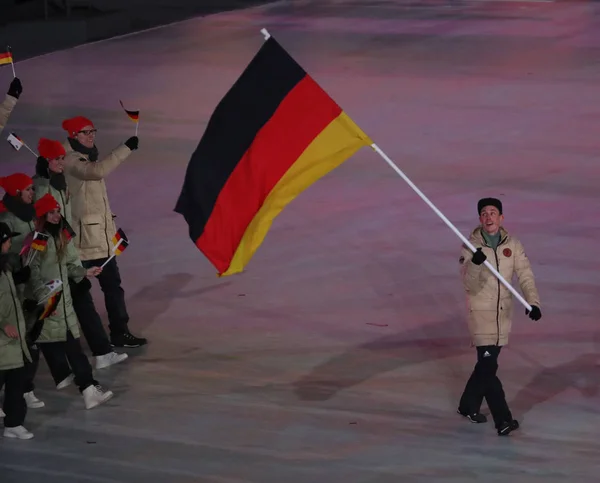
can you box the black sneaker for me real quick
[497,419,519,436]
[111,332,147,348]
[457,409,487,423]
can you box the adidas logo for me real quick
[483,351,491,357]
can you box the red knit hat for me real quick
[34,193,60,218]
[0,173,34,197]
[62,116,94,137]
[38,138,66,160]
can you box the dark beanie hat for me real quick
[477,197,502,215]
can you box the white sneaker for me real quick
[95,351,128,370]
[4,426,34,440]
[56,374,74,390]
[82,385,114,410]
[0,408,5,418]
[23,391,45,409]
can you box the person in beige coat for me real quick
[0,78,22,133]
[61,116,146,348]
[457,197,541,436]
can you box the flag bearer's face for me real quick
[20,185,34,204]
[1,239,11,254]
[49,156,65,174]
[46,208,61,225]
[479,206,503,235]
[76,125,96,148]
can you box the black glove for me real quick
[78,277,92,292]
[7,77,22,99]
[125,136,139,151]
[12,265,31,285]
[69,277,92,297]
[22,298,39,314]
[471,248,486,266]
[526,305,542,321]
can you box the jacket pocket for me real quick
[79,214,105,250]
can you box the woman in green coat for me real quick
[0,172,46,409]
[29,193,114,410]
[0,222,33,439]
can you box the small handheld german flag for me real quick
[100,228,129,269]
[38,290,62,321]
[112,228,129,256]
[22,232,49,266]
[1,46,16,77]
[62,220,76,242]
[119,100,140,135]
[31,232,49,251]
[0,48,13,66]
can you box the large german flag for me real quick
[174,37,372,276]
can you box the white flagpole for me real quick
[370,144,532,311]
[257,28,532,312]
[22,142,38,157]
[100,255,115,270]
[100,239,123,269]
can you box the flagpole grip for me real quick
[260,28,271,40]
[100,255,115,269]
[370,143,532,312]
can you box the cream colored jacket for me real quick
[62,141,132,261]
[460,227,540,346]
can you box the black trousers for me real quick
[39,330,98,393]
[23,342,40,393]
[1,342,39,394]
[69,279,113,356]
[1,365,27,428]
[82,257,130,336]
[459,345,513,428]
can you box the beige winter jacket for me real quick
[62,141,132,261]
[0,94,17,133]
[460,226,540,347]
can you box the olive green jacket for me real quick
[28,232,86,343]
[0,269,32,371]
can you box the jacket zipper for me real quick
[7,273,24,351]
[493,249,500,345]
[56,240,69,333]
[103,195,111,258]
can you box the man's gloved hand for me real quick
[125,136,138,151]
[471,248,487,266]
[526,305,542,321]
[7,77,22,99]
[12,265,31,285]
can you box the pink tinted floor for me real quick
[0,0,599,481]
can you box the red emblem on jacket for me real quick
[503,248,512,257]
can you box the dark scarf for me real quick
[68,137,98,162]
[2,193,35,222]
[36,156,67,192]
[46,217,75,240]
